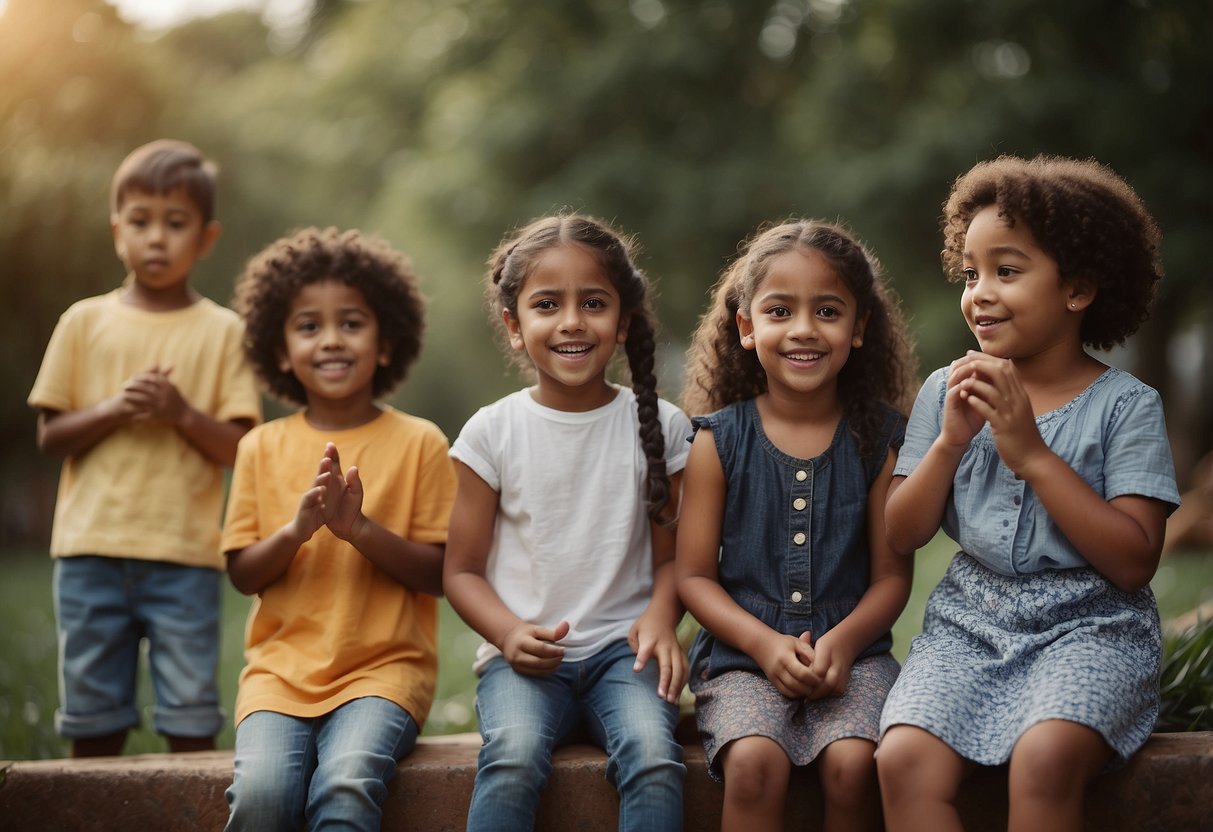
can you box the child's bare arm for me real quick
[36,397,136,459]
[676,430,819,698]
[809,450,912,698]
[886,364,976,554]
[317,444,444,596]
[225,467,329,595]
[125,368,250,466]
[444,461,568,675]
[959,353,1167,592]
[629,471,687,704]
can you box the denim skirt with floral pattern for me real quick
[879,552,1161,766]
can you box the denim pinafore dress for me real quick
[688,398,905,776]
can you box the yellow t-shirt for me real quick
[27,290,261,568]
[222,408,456,727]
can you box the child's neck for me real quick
[120,280,199,312]
[1008,347,1106,415]
[528,379,618,412]
[302,399,383,431]
[755,388,842,460]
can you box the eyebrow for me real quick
[964,244,1033,260]
[524,285,614,301]
[756,290,849,306]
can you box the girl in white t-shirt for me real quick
[444,214,689,832]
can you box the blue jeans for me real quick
[468,638,685,832]
[225,696,418,832]
[53,556,222,739]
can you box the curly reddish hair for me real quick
[941,155,1163,350]
[232,227,426,406]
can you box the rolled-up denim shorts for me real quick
[53,555,223,740]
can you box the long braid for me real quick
[624,309,671,523]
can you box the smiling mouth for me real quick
[552,344,593,356]
[784,351,824,362]
[974,316,1006,328]
[316,360,353,370]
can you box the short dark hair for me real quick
[110,139,218,223]
[233,227,427,407]
[941,155,1163,350]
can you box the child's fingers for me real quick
[532,619,570,643]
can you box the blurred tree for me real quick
[3,0,1210,546]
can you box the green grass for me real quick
[2,538,1210,760]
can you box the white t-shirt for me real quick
[451,385,691,672]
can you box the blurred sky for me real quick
[106,0,263,29]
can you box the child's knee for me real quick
[819,738,877,807]
[481,724,554,773]
[722,738,790,806]
[1009,721,1109,800]
[875,726,957,801]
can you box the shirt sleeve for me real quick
[220,431,262,555]
[214,315,262,424]
[27,307,81,412]
[659,399,693,475]
[893,367,946,478]
[449,405,501,491]
[408,425,458,545]
[1102,384,1181,513]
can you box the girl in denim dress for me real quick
[877,156,1180,832]
[678,220,918,832]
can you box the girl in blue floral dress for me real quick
[678,220,918,832]
[878,155,1180,832]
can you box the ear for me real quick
[111,214,127,262]
[378,340,392,367]
[197,221,222,259]
[736,311,756,351]
[502,307,526,351]
[276,347,292,375]
[616,313,630,345]
[851,310,870,349]
[1066,279,1097,313]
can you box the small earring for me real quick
[852,337,863,348]
[1070,302,1077,309]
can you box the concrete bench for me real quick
[2,732,1210,830]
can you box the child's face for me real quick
[502,243,628,411]
[960,205,1086,361]
[736,247,866,402]
[111,187,218,307]
[279,280,388,417]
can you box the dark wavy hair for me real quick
[487,214,673,523]
[683,219,917,456]
[941,155,1163,350]
[233,227,426,406]
[110,139,218,223]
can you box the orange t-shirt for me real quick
[222,407,456,726]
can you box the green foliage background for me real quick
[2,0,1211,544]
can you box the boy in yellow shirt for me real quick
[28,139,261,757]
[222,227,456,830]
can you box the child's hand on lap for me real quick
[502,619,569,676]
[758,630,821,699]
[628,610,687,704]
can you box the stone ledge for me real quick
[1,732,1210,831]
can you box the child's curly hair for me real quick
[486,213,673,523]
[941,155,1163,350]
[683,219,917,456]
[233,227,426,406]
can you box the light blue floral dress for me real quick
[879,366,1180,765]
